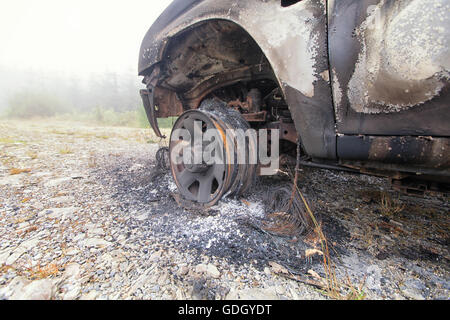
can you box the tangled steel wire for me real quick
[155,146,170,171]
[262,140,316,237]
[263,184,314,236]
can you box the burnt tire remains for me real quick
[169,99,257,207]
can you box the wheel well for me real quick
[150,19,298,155]
[157,20,278,108]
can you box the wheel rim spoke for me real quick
[197,175,214,202]
[182,117,202,146]
[213,164,225,184]
[178,169,196,189]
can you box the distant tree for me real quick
[6,91,67,118]
[0,65,144,117]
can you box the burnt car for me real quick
[138,0,450,206]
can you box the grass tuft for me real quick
[58,146,73,155]
[380,192,405,217]
[287,142,366,300]
[9,168,31,175]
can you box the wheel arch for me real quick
[139,0,336,159]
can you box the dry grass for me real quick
[0,137,26,144]
[25,263,60,280]
[0,262,62,281]
[88,151,97,168]
[18,225,38,236]
[380,192,405,217]
[50,129,75,136]
[14,213,35,224]
[9,168,31,175]
[285,144,366,299]
[58,146,73,155]
[26,151,38,159]
[293,182,367,299]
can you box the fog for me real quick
[0,0,173,118]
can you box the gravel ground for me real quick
[0,119,448,300]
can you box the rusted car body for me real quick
[139,0,450,199]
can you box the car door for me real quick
[328,0,450,137]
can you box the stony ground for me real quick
[0,119,448,300]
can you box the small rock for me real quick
[206,264,221,279]
[50,196,75,204]
[6,238,39,265]
[269,261,289,274]
[64,263,82,280]
[17,222,30,230]
[88,228,105,237]
[216,286,230,299]
[157,272,169,286]
[0,276,30,299]
[149,251,162,263]
[11,279,56,300]
[178,266,189,276]
[135,213,148,221]
[65,248,79,256]
[176,288,186,299]
[128,164,144,172]
[0,249,12,266]
[225,287,279,300]
[70,173,84,179]
[191,279,208,300]
[82,238,112,248]
[195,264,208,274]
[73,233,85,242]
[32,172,51,178]
[79,291,99,300]
[63,285,81,300]
[44,177,72,188]
[0,175,23,187]
[400,279,427,300]
[43,207,78,221]
[275,285,285,295]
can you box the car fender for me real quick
[138,0,337,159]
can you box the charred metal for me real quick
[138,0,450,201]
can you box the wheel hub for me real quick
[184,146,211,173]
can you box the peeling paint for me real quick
[331,68,343,122]
[238,0,319,98]
[348,0,450,114]
[139,0,322,99]
[320,70,329,82]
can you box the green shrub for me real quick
[158,117,177,129]
[5,91,67,118]
[2,91,177,130]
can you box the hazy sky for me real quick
[0,0,173,76]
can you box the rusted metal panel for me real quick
[182,65,273,110]
[140,89,165,139]
[153,86,184,118]
[266,121,298,144]
[241,111,267,123]
[337,135,450,169]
